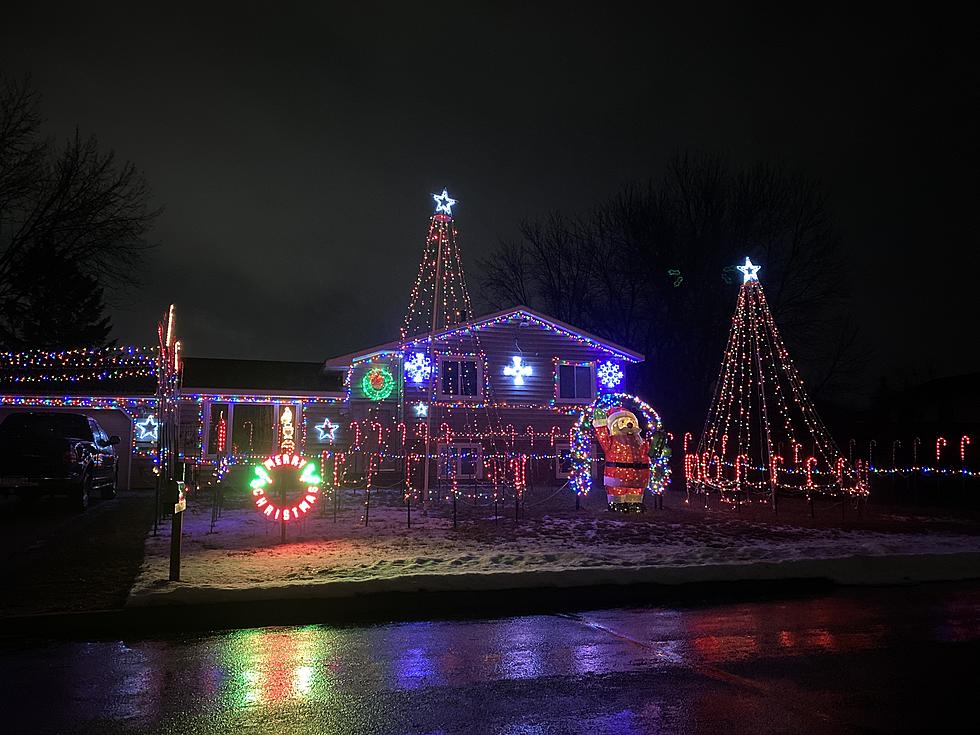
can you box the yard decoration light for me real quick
[414,402,429,418]
[569,392,671,507]
[250,453,322,522]
[503,355,532,385]
[135,414,159,442]
[314,417,338,443]
[597,360,623,390]
[404,352,432,383]
[361,366,394,401]
[694,258,861,503]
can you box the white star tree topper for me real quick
[432,189,457,216]
[737,257,761,283]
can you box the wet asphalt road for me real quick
[2,582,978,735]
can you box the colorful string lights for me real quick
[693,258,862,500]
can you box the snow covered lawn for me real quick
[128,490,980,607]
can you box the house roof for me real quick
[181,357,344,395]
[323,306,644,367]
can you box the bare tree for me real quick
[0,74,158,347]
[478,152,864,426]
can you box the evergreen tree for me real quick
[0,248,113,349]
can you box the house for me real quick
[324,305,644,489]
[176,356,346,487]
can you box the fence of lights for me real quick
[249,453,322,522]
[503,355,532,385]
[404,352,432,383]
[361,366,395,401]
[597,361,624,390]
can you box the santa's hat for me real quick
[606,407,636,428]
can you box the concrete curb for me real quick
[126,551,980,607]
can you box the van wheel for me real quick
[101,470,118,500]
[73,475,91,512]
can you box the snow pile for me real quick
[128,493,980,606]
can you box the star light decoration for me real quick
[135,414,159,442]
[503,355,532,385]
[597,361,624,390]
[314,417,338,444]
[432,189,457,216]
[737,257,761,283]
[414,402,429,418]
[404,352,432,383]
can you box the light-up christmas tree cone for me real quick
[693,258,865,508]
[401,190,492,506]
[401,189,475,340]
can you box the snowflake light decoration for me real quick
[404,352,432,383]
[597,361,624,390]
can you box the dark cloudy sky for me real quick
[2,3,976,390]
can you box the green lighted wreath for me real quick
[361,366,395,401]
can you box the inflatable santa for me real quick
[592,406,651,511]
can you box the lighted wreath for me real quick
[361,366,395,401]
[249,452,322,521]
[569,392,671,497]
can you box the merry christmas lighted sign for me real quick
[249,452,322,522]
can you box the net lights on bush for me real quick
[569,392,671,498]
[249,453,322,522]
[404,352,432,383]
[361,366,395,401]
[597,361,624,389]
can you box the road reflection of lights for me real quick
[222,627,330,707]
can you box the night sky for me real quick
[2,4,976,393]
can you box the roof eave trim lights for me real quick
[402,309,642,363]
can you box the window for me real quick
[555,441,573,478]
[232,404,275,456]
[556,362,595,403]
[438,356,481,399]
[438,443,483,479]
[206,403,229,455]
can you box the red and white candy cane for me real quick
[805,456,817,488]
[770,455,784,486]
